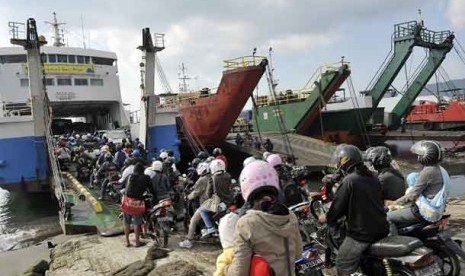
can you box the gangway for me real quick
[388,26,454,129]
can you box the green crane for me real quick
[364,21,453,123]
[389,30,454,129]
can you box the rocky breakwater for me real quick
[47,234,221,275]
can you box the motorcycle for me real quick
[289,202,322,246]
[397,214,465,276]
[326,231,443,275]
[75,156,93,182]
[106,173,123,203]
[144,195,175,248]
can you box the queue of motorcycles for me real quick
[61,145,465,275]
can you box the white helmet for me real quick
[263,151,272,160]
[159,151,168,161]
[151,160,163,172]
[243,156,256,167]
[196,162,210,176]
[210,159,226,175]
[75,134,81,139]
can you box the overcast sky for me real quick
[1,0,465,110]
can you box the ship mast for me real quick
[178,63,191,93]
[45,12,65,47]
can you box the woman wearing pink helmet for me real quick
[225,161,302,276]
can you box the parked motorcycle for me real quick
[289,202,321,245]
[397,214,465,276]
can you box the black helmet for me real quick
[410,140,442,166]
[197,151,209,160]
[365,146,392,170]
[333,144,362,173]
[212,147,222,156]
[191,158,201,169]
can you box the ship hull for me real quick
[178,61,267,146]
[254,64,350,134]
[406,100,465,131]
[0,118,49,191]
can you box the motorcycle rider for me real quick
[179,162,212,248]
[197,151,209,162]
[267,154,305,206]
[213,147,228,169]
[145,160,171,203]
[98,154,119,200]
[224,160,302,276]
[113,144,127,170]
[263,138,274,152]
[198,159,232,237]
[365,146,406,203]
[322,144,389,276]
[186,158,201,184]
[387,140,451,234]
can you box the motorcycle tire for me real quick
[425,240,461,276]
[151,220,169,248]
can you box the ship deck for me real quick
[369,130,465,142]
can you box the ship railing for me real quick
[223,55,267,70]
[256,60,349,106]
[0,101,32,117]
[394,21,452,45]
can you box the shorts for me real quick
[336,236,371,274]
[123,213,144,226]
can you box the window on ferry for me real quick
[74,78,89,86]
[45,78,55,86]
[84,56,90,64]
[57,78,72,86]
[68,55,76,63]
[90,79,104,86]
[57,55,67,63]
[48,54,57,63]
[41,54,47,63]
[20,78,29,87]
[77,55,85,64]
[0,55,27,63]
[92,57,115,66]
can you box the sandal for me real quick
[134,242,146,248]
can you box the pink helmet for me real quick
[266,154,282,167]
[240,160,279,202]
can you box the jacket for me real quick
[187,175,212,204]
[225,208,302,276]
[327,170,389,243]
[396,165,444,206]
[209,172,233,204]
[214,247,234,276]
[125,174,152,200]
[378,167,406,201]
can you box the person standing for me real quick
[121,163,152,247]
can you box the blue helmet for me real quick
[133,149,141,158]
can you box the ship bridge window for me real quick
[90,79,104,86]
[57,55,67,63]
[45,78,55,86]
[0,54,27,63]
[68,55,76,63]
[93,57,114,66]
[41,54,47,63]
[77,55,84,64]
[57,78,72,86]
[74,78,89,86]
[48,54,57,63]
[20,78,29,87]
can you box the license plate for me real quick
[414,262,442,276]
[299,257,325,271]
[157,216,173,222]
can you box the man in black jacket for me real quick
[325,144,389,276]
